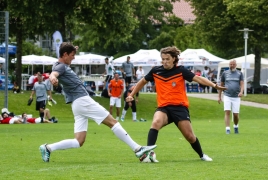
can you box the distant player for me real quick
[121,84,139,122]
[108,72,124,120]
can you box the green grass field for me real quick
[0,91,267,180]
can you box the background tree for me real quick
[74,0,180,57]
[3,0,141,87]
[187,0,268,88]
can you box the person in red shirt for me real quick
[21,113,55,123]
[107,72,124,120]
[126,46,226,162]
[0,112,23,124]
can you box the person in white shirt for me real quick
[28,73,37,85]
[103,57,114,89]
[136,66,144,82]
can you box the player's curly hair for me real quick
[160,46,181,65]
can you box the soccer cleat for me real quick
[201,154,213,161]
[140,118,147,122]
[226,129,230,134]
[133,120,139,122]
[135,145,157,158]
[39,144,51,162]
[234,127,239,134]
[115,117,119,121]
[120,117,124,122]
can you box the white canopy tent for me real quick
[72,54,107,65]
[217,54,268,83]
[11,55,58,74]
[72,53,108,75]
[113,49,162,67]
[179,49,226,66]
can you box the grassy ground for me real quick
[241,94,268,104]
[0,91,267,179]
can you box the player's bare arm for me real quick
[49,71,59,86]
[218,82,225,104]
[238,80,244,97]
[193,75,227,91]
[126,78,147,102]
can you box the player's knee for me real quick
[185,133,196,143]
[151,119,164,130]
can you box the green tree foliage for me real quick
[3,0,142,86]
[74,0,181,56]
[223,0,268,86]
[187,0,268,86]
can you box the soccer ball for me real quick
[139,150,158,163]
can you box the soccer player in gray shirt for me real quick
[218,59,244,134]
[39,42,156,162]
[30,73,52,123]
[121,56,135,87]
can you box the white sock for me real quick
[226,127,230,130]
[132,112,136,121]
[48,139,80,152]
[121,109,127,118]
[233,124,239,128]
[111,122,140,151]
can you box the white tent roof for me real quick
[218,54,268,69]
[11,55,58,65]
[179,49,226,66]
[113,49,162,66]
[72,54,106,65]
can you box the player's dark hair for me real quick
[59,42,76,58]
[160,46,181,65]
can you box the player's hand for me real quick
[126,96,134,102]
[214,84,227,91]
[50,76,58,86]
[135,99,138,103]
[218,98,222,104]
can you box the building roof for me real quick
[173,0,196,24]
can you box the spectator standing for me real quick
[30,73,52,123]
[121,56,135,87]
[218,59,244,134]
[136,66,144,81]
[103,57,114,89]
[201,66,214,93]
[28,73,37,85]
[108,72,124,120]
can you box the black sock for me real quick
[40,112,44,123]
[147,128,158,146]
[190,137,203,158]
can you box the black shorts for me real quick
[156,105,190,127]
[105,75,112,83]
[125,76,132,84]
[36,100,46,111]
